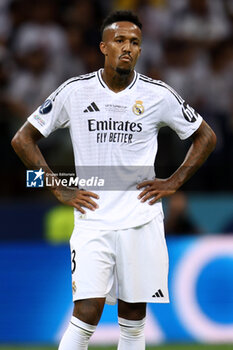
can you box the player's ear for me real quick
[100,41,107,56]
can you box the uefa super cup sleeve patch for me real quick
[39,99,53,114]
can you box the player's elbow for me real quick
[203,126,217,157]
[11,128,27,154]
[194,120,217,154]
[11,130,19,149]
[209,128,217,153]
[11,121,41,153]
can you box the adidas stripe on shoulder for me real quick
[139,74,184,104]
[139,74,199,123]
[52,72,96,101]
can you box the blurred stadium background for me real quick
[1,0,233,349]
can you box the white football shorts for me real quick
[70,213,169,305]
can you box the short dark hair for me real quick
[100,10,142,38]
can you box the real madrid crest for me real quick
[133,100,144,116]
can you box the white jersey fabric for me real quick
[28,69,202,230]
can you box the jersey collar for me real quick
[97,69,138,93]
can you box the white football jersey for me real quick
[28,69,202,230]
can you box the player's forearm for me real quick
[11,127,58,191]
[168,120,217,190]
[12,132,47,170]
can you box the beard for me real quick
[116,67,131,76]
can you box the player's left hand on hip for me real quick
[137,178,176,205]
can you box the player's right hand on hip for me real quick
[53,186,99,213]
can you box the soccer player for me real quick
[11,10,216,350]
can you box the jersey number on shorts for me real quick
[71,249,76,274]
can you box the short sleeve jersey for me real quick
[28,69,202,230]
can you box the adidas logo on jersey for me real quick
[152,289,164,298]
[84,102,100,113]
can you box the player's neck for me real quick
[102,67,135,93]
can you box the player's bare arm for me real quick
[137,120,217,204]
[11,122,99,213]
